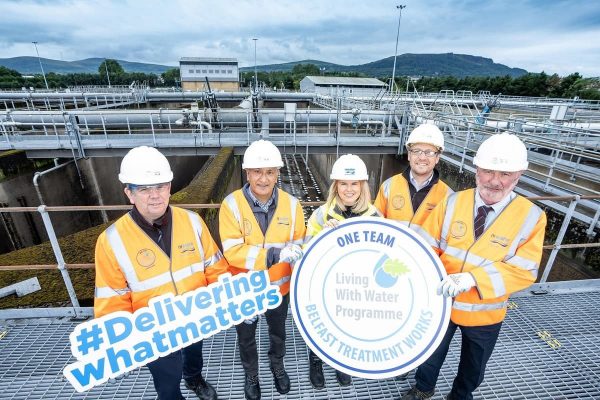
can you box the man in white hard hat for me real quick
[398,133,547,400]
[219,140,306,400]
[375,123,453,228]
[94,146,227,400]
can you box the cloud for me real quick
[0,0,598,76]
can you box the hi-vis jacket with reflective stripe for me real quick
[374,173,452,227]
[415,189,546,326]
[305,201,380,243]
[94,206,228,318]
[219,189,305,296]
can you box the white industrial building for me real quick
[179,57,239,91]
[299,76,387,97]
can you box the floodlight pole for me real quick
[390,5,406,94]
[104,59,111,87]
[32,41,49,90]
[253,38,258,91]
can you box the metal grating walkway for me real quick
[1,289,599,400]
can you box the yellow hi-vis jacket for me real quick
[94,206,228,318]
[414,189,546,326]
[374,173,452,228]
[219,188,305,296]
[305,201,381,243]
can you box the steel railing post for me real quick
[540,195,580,283]
[37,205,82,313]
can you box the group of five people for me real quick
[94,123,546,400]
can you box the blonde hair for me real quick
[326,180,372,214]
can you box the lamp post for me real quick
[252,38,258,90]
[32,41,49,90]
[390,5,406,94]
[104,59,112,87]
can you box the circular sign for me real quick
[291,217,450,379]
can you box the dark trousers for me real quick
[235,294,289,377]
[415,321,502,400]
[147,339,204,400]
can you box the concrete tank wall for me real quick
[0,154,208,254]
[307,153,395,200]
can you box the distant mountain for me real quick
[1,53,527,78]
[241,53,528,78]
[0,57,174,75]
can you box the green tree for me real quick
[98,59,125,75]
[291,63,321,77]
[161,68,180,86]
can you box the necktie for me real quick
[474,206,492,240]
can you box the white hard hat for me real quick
[242,140,284,169]
[406,123,445,151]
[473,133,529,172]
[118,146,173,185]
[330,154,369,180]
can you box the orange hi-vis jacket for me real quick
[414,189,546,326]
[374,173,452,228]
[219,188,306,296]
[94,206,228,318]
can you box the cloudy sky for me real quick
[1,0,599,76]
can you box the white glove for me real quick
[278,244,303,264]
[324,219,340,229]
[437,273,476,297]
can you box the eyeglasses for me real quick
[409,149,439,157]
[129,183,170,195]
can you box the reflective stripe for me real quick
[453,300,507,312]
[440,193,458,245]
[204,253,223,269]
[289,196,298,242]
[445,245,507,297]
[186,210,205,267]
[224,194,241,224]
[271,275,291,287]
[291,238,304,246]
[171,266,197,283]
[412,225,439,248]
[382,178,391,199]
[222,237,244,252]
[245,246,260,270]
[480,263,506,298]
[445,245,488,266]
[131,270,178,291]
[106,214,205,293]
[506,205,543,258]
[508,255,538,277]
[95,286,130,299]
[106,224,140,287]
[314,207,326,227]
[265,242,286,249]
[189,262,205,273]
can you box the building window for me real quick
[196,69,201,73]
[209,69,214,73]
[221,70,226,74]
[202,69,207,73]
[227,70,232,74]
[189,69,194,73]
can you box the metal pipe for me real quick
[33,160,77,206]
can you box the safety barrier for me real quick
[0,195,598,318]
